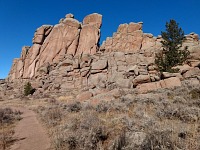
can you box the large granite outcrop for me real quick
[76,13,102,55]
[6,13,200,97]
[100,22,163,57]
[8,13,102,80]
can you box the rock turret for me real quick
[100,22,162,57]
[8,13,102,80]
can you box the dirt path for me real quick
[9,107,50,150]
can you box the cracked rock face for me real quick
[7,13,200,89]
[100,22,162,55]
[76,13,102,55]
[8,13,102,80]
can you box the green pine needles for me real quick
[155,19,190,72]
[24,82,35,96]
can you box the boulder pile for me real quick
[4,13,200,98]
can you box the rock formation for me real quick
[100,22,162,56]
[76,13,102,55]
[6,13,200,97]
[8,13,102,80]
[1,14,200,150]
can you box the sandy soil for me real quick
[9,107,50,150]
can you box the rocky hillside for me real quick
[1,13,199,99]
[1,13,200,150]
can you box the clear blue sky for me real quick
[0,0,200,79]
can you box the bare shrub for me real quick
[113,130,126,150]
[0,108,22,125]
[189,88,200,99]
[143,130,174,150]
[156,105,199,123]
[0,108,22,150]
[0,128,15,150]
[41,106,63,126]
[52,129,78,150]
[67,102,82,112]
[96,102,111,113]
[36,83,200,149]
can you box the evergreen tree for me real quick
[24,82,35,96]
[155,19,190,72]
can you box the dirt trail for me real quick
[9,107,50,150]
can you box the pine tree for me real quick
[24,82,35,96]
[155,19,190,72]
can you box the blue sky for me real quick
[0,0,200,79]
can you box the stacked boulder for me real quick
[8,13,102,80]
[29,48,159,93]
[6,13,200,96]
[100,22,162,56]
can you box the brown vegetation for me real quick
[32,81,200,150]
[0,108,22,150]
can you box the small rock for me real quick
[183,67,200,78]
[65,13,74,18]
[127,65,139,75]
[154,75,160,81]
[133,75,151,86]
[160,77,181,88]
[116,78,133,88]
[91,59,108,70]
[162,72,180,79]
[172,64,193,74]
[76,91,93,101]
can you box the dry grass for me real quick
[35,87,200,149]
[0,108,22,150]
[1,81,199,150]
[0,126,15,150]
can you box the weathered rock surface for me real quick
[76,91,93,101]
[8,13,102,80]
[5,13,200,98]
[76,13,102,55]
[136,77,182,93]
[133,75,151,86]
[100,22,162,56]
[91,59,107,70]
[183,67,200,78]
